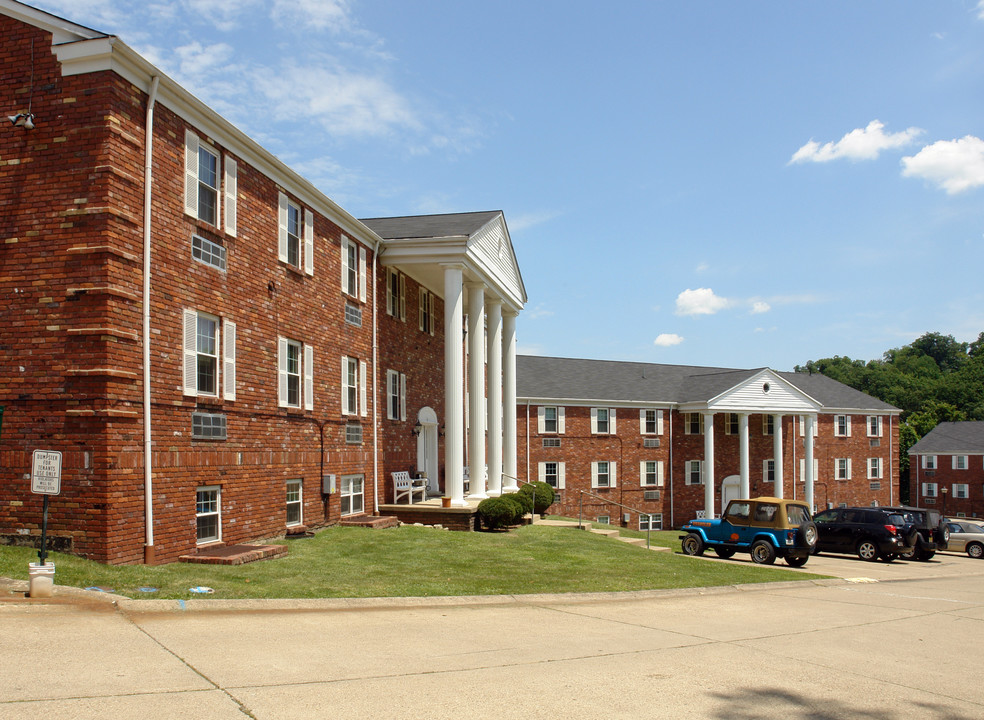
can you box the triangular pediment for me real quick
[705,369,822,413]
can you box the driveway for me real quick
[3,555,984,719]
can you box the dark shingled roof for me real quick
[908,422,984,455]
[360,211,502,240]
[517,355,899,411]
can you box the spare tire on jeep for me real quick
[797,521,818,550]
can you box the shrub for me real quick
[477,497,521,530]
[504,491,533,518]
[520,481,555,515]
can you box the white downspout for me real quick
[143,76,160,564]
[372,239,381,514]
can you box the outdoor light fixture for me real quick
[412,421,422,437]
[7,113,35,130]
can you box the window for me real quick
[386,370,406,421]
[867,416,883,437]
[538,406,564,434]
[183,130,236,234]
[685,413,703,435]
[542,438,561,448]
[834,415,851,437]
[342,357,368,416]
[922,455,937,470]
[798,415,819,437]
[192,234,227,271]
[597,515,610,525]
[341,237,366,300]
[340,474,364,516]
[591,408,615,434]
[726,413,739,435]
[953,483,969,499]
[386,268,406,320]
[867,458,882,480]
[835,458,852,480]
[183,310,235,400]
[686,460,703,485]
[539,461,565,489]
[192,412,227,440]
[279,193,313,274]
[639,514,662,531]
[286,480,302,527]
[278,337,313,410]
[344,302,362,327]
[418,288,436,334]
[763,459,775,483]
[591,461,615,488]
[953,455,968,470]
[922,482,938,498]
[196,486,220,543]
[640,460,663,487]
[763,415,774,436]
[799,458,820,481]
[641,409,663,435]
[345,423,363,444]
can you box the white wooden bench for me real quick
[392,471,427,504]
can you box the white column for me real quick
[443,265,466,507]
[502,310,519,492]
[703,412,715,518]
[773,414,784,499]
[466,283,487,500]
[805,413,816,510]
[486,298,503,497]
[739,413,750,498]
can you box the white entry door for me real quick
[721,474,741,508]
[416,407,440,495]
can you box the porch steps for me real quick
[339,514,400,530]
[179,543,288,565]
[534,518,669,552]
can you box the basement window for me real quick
[192,412,227,440]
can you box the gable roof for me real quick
[361,211,502,240]
[908,422,984,455]
[517,355,899,413]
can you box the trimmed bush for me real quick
[503,491,533,519]
[477,496,521,530]
[520,481,556,515]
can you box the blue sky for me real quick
[33,0,984,370]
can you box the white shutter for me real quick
[341,358,349,415]
[610,462,617,487]
[538,462,546,483]
[418,288,425,332]
[557,407,565,433]
[304,208,314,275]
[277,337,288,408]
[763,459,771,482]
[846,416,852,437]
[183,309,198,396]
[590,408,598,434]
[222,320,236,401]
[537,407,545,434]
[591,462,598,488]
[359,360,367,417]
[304,345,314,411]
[847,458,853,479]
[358,246,367,302]
[640,461,647,485]
[223,156,237,237]
[184,130,199,217]
[399,372,406,421]
[428,293,436,335]
[799,416,805,437]
[640,409,646,434]
[399,274,406,320]
[920,455,927,469]
[877,416,883,437]
[609,409,616,434]
[656,461,664,487]
[277,192,289,263]
[557,462,566,490]
[657,410,664,435]
[341,238,350,293]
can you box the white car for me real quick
[944,521,984,559]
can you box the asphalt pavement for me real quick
[2,551,984,719]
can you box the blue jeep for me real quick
[680,497,818,567]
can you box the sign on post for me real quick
[31,450,62,496]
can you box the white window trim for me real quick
[798,415,819,437]
[953,455,968,470]
[386,370,407,421]
[866,415,883,438]
[835,458,852,480]
[762,415,774,436]
[195,485,221,544]
[834,415,852,437]
[952,483,969,499]
[686,459,703,485]
[590,461,616,489]
[922,455,937,470]
[538,406,565,434]
[762,458,775,483]
[922,482,938,499]
[798,458,820,481]
[386,268,406,320]
[867,457,883,480]
[639,460,664,487]
[640,409,664,435]
[223,156,237,236]
[685,413,704,435]
[286,479,303,527]
[183,309,235,400]
[538,461,566,490]
[278,337,311,410]
[340,474,365,516]
[590,407,616,435]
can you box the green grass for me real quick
[0,524,826,600]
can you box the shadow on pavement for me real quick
[710,687,974,720]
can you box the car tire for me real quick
[797,521,818,551]
[903,527,919,549]
[856,539,879,562]
[714,547,736,559]
[967,543,984,559]
[786,555,808,568]
[681,533,705,556]
[920,550,935,561]
[750,540,777,565]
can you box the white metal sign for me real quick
[31,450,62,495]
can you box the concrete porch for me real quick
[378,496,482,531]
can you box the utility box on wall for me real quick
[322,474,336,495]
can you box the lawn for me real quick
[0,524,826,600]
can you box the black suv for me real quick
[880,505,949,561]
[813,507,917,562]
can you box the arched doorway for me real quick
[416,407,440,495]
[721,474,741,508]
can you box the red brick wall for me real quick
[909,454,984,519]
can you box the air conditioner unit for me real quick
[643,438,660,448]
[644,490,660,501]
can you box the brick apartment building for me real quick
[908,422,984,520]
[516,356,901,529]
[0,1,526,563]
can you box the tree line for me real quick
[795,331,984,474]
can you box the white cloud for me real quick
[978,1,984,20]
[901,136,984,194]
[675,288,731,316]
[695,262,709,273]
[525,304,555,320]
[183,0,263,31]
[751,301,771,314]
[790,120,923,164]
[654,333,684,347]
[271,0,352,32]
[508,210,561,233]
